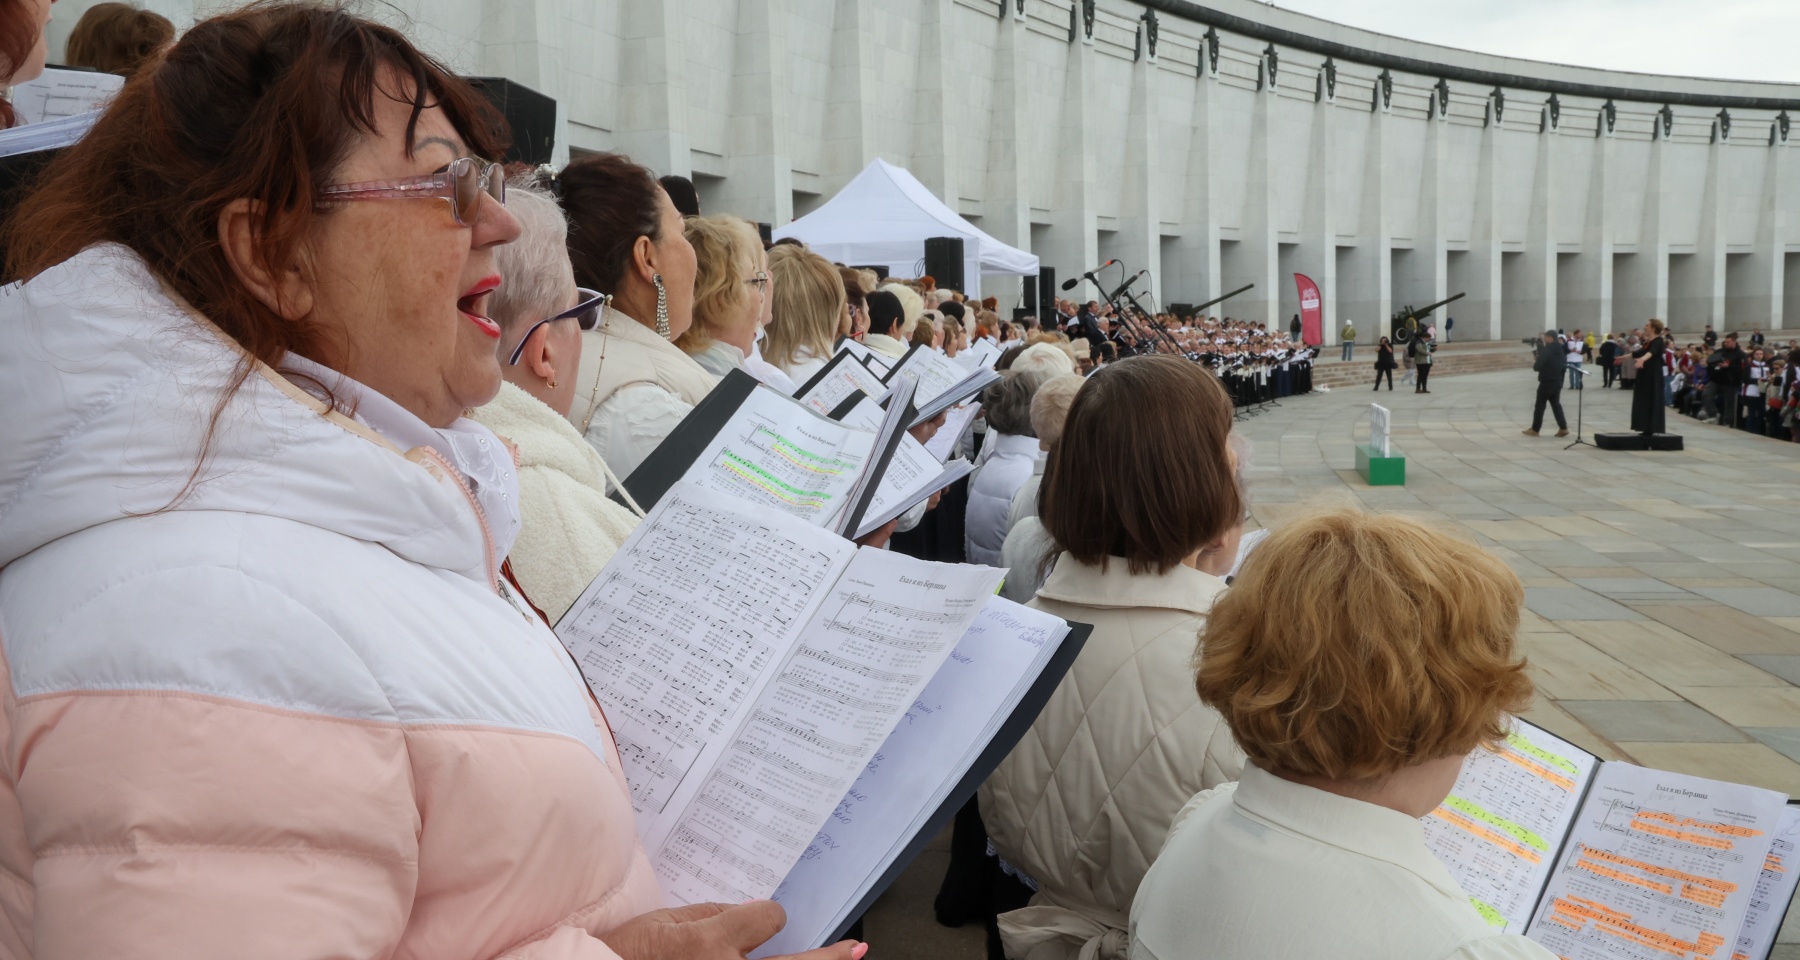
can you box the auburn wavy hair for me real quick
[1195,508,1533,781]
[5,1,506,365]
[0,0,41,128]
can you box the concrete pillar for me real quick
[714,0,791,225]
[1466,91,1505,341]
[913,0,959,210]
[1566,117,1616,334]
[1740,124,1789,331]
[1168,66,1223,308]
[982,11,1033,282]
[1340,102,1392,343]
[612,0,692,176]
[1397,86,1450,336]
[1296,68,1338,345]
[1047,34,1099,302]
[820,0,878,195]
[1227,49,1280,328]
[1115,46,1163,306]
[1508,101,1558,336]
[1617,118,1672,329]
[1674,118,1729,327]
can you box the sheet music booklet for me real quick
[826,392,972,535]
[619,370,919,539]
[794,349,890,418]
[1423,718,1795,960]
[882,343,1002,426]
[555,482,1091,950]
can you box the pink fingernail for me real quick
[852,943,869,960]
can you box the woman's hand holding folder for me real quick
[601,900,867,960]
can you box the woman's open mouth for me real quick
[459,275,502,339]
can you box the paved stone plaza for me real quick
[865,365,1800,959]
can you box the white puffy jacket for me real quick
[0,246,661,958]
[964,433,1041,566]
[979,555,1245,960]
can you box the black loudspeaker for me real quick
[466,77,557,166]
[1171,303,1197,321]
[757,222,773,246]
[1021,275,1039,313]
[1037,267,1056,317]
[1595,433,1686,451]
[923,236,965,291]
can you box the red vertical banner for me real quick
[1295,273,1323,346]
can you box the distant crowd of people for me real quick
[1540,324,1800,442]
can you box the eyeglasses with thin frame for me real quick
[508,288,609,366]
[744,271,769,294]
[319,156,506,227]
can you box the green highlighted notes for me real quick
[1444,795,1550,852]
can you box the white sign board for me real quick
[1369,403,1391,457]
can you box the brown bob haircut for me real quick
[65,2,177,77]
[6,1,508,387]
[1039,355,1241,575]
[1195,508,1533,782]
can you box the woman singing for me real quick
[1629,319,1667,435]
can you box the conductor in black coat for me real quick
[1630,320,1668,435]
[1524,332,1569,437]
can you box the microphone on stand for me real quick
[1061,259,1120,291]
[1107,268,1148,303]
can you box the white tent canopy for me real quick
[772,159,1038,299]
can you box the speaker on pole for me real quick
[465,77,557,166]
[1021,275,1039,316]
[923,236,965,292]
[1037,266,1056,318]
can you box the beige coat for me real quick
[472,381,640,622]
[980,557,1244,960]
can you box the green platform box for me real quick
[1356,443,1405,486]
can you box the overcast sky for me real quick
[1269,0,1799,85]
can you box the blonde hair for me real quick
[679,214,761,353]
[1029,375,1084,447]
[880,282,925,338]
[766,244,845,370]
[1012,341,1077,376]
[1195,508,1533,782]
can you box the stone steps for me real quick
[1307,345,1533,390]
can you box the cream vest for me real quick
[568,310,718,434]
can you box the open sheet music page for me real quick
[1424,719,1600,932]
[554,485,857,855]
[8,68,123,125]
[797,352,889,418]
[834,397,972,539]
[837,338,892,377]
[923,403,980,462]
[679,385,874,527]
[652,545,1005,905]
[757,597,1068,957]
[1526,762,1787,959]
[1730,804,1800,960]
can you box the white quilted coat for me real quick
[979,555,1245,960]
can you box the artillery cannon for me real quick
[1390,292,1465,344]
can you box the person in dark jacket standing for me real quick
[1599,335,1620,388]
[1524,331,1569,437]
[1373,336,1396,390]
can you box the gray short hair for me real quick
[491,176,576,339]
[983,369,1052,437]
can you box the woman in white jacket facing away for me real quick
[1131,509,1548,960]
[470,178,641,622]
[558,153,718,482]
[979,356,1247,960]
[964,370,1051,566]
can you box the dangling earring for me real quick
[652,274,671,340]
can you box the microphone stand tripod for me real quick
[1564,364,1592,450]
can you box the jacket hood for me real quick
[0,244,490,581]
